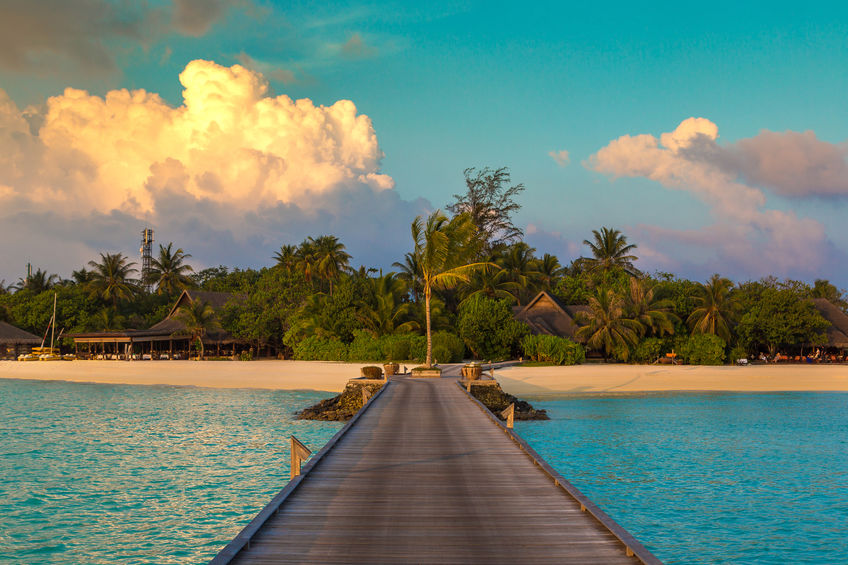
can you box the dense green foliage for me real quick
[457,297,529,360]
[521,334,585,365]
[677,334,726,365]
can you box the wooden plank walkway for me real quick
[212,369,661,564]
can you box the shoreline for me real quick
[1,360,846,395]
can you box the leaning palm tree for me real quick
[173,300,220,360]
[575,288,642,361]
[149,243,194,296]
[687,274,736,342]
[87,253,138,308]
[412,210,492,367]
[578,227,641,278]
[310,235,351,295]
[626,278,678,337]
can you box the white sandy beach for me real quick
[2,360,847,395]
[495,364,848,397]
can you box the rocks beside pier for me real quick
[297,379,385,421]
[469,382,549,421]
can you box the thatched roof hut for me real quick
[0,321,41,345]
[811,298,848,348]
[514,291,589,339]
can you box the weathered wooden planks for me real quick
[213,372,661,564]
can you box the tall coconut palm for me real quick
[174,300,220,359]
[460,266,520,305]
[295,239,317,284]
[412,210,492,367]
[575,288,642,361]
[310,235,351,295]
[535,253,563,292]
[499,242,540,304]
[87,253,138,308]
[687,274,736,342]
[273,244,298,274]
[358,274,420,336]
[579,227,641,277]
[15,268,59,293]
[149,243,194,296]
[626,278,678,337]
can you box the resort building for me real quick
[68,290,250,359]
[811,298,848,350]
[0,321,42,360]
[513,291,589,339]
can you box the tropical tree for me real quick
[625,278,678,337]
[575,288,642,361]
[15,268,60,293]
[447,166,525,251]
[310,235,351,295]
[499,242,540,304]
[90,308,126,331]
[149,243,194,296]
[273,244,298,274]
[174,300,220,359]
[71,268,94,285]
[687,274,737,343]
[460,267,520,305]
[411,210,492,367]
[578,227,641,278]
[358,274,419,336]
[87,253,138,308]
[393,252,423,303]
[535,253,563,292]
[295,239,316,284]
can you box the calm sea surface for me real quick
[0,378,341,564]
[2,381,847,564]
[516,392,848,564]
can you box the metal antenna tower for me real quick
[140,228,154,293]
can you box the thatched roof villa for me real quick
[810,298,848,348]
[513,291,590,339]
[0,321,42,359]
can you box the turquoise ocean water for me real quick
[0,378,341,564]
[2,380,846,564]
[516,392,848,564]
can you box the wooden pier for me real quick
[211,367,661,564]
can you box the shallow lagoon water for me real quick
[516,392,848,564]
[0,378,341,564]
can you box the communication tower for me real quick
[140,228,154,292]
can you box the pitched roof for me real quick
[811,298,848,348]
[514,291,586,338]
[0,321,41,344]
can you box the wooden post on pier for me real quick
[290,436,312,480]
[362,387,372,405]
[501,403,515,429]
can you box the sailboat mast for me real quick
[50,292,57,351]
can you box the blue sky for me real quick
[0,0,846,286]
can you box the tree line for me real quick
[1,166,844,364]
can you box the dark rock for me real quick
[469,383,549,421]
[297,381,385,421]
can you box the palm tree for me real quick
[578,227,641,278]
[499,242,540,304]
[90,308,126,331]
[273,244,298,274]
[174,300,220,360]
[358,274,420,336]
[87,252,138,308]
[71,268,94,285]
[412,210,492,367]
[460,267,520,305]
[15,268,59,293]
[535,253,563,292]
[393,252,423,303]
[625,278,678,337]
[295,239,317,284]
[575,288,642,361]
[149,243,194,296]
[687,274,736,342]
[310,235,351,295]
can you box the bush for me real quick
[386,338,410,362]
[431,331,465,363]
[679,333,726,365]
[292,335,349,361]
[238,350,253,361]
[360,366,383,379]
[457,297,530,360]
[521,334,584,365]
[729,345,748,364]
[632,338,666,364]
[348,330,384,361]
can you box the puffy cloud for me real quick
[0,60,410,280]
[587,117,831,278]
[548,149,570,167]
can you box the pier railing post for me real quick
[290,436,312,480]
[362,387,372,405]
[500,403,515,429]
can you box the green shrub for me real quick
[386,338,410,361]
[292,335,349,361]
[680,334,726,365]
[521,334,584,365]
[632,338,665,364]
[360,366,383,379]
[408,335,427,362]
[432,331,465,363]
[729,345,748,364]
[458,297,530,360]
[238,350,253,361]
[348,330,384,361]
